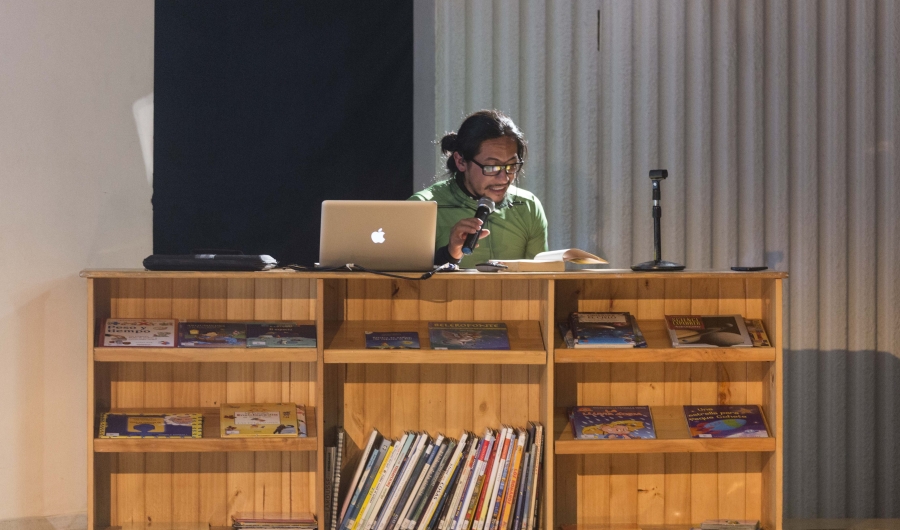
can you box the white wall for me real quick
[0,1,153,520]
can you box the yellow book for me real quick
[497,248,607,272]
[351,444,394,530]
[220,403,298,437]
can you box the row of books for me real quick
[558,312,771,348]
[569,405,770,440]
[367,323,510,350]
[233,512,317,530]
[335,424,543,530]
[98,403,308,438]
[102,319,316,348]
[325,428,347,530]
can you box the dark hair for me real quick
[440,110,527,177]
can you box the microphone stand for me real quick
[632,169,685,271]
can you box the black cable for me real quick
[348,263,459,280]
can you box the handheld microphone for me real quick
[462,197,495,255]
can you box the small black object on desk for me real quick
[632,169,685,271]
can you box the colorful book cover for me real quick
[744,319,771,347]
[220,403,299,437]
[246,323,316,348]
[428,322,510,350]
[99,412,201,438]
[102,318,177,347]
[568,406,657,440]
[569,312,640,348]
[665,315,753,348]
[296,405,308,437]
[683,405,769,438]
[179,322,247,347]
[365,331,421,349]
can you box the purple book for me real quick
[683,405,769,438]
[568,406,656,440]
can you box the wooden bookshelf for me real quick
[82,270,784,530]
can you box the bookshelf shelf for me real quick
[93,408,317,453]
[94,347,318,363]
[323,319,546,364]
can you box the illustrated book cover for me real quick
[664,315,753,347]
[296,405,308,437]
[364,331,421,349]
[98,412,202,438]
[178,322,247,347]
[246,323,316,348]
[568,312,647,348]
[102,318,177,347]
[744,319,771,347]
[220,403,299,437]
[428,322,510,350]
[568,406,656,439]
[683,405,769,438]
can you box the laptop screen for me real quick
[318,200,437,271]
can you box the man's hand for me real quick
[448,218,490,260]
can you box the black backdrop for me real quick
[153,1,413,266]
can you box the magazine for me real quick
[568,406,656,439]
[665,315,753,347]
[683,405,769,438]
[99,412,202,438]
[744,319,771,347]
[365,331,421,349]
[178,322,247,347]
[220,403,299,437]
[102,318,177,347]
[428,322,510,350]
[246,323,316,348]
[568,312,647,348]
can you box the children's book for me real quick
[246,323,316,348]
[428,322,510,350]
[743,319,771,347]
[665,315,753,347]
[568,406,656,439]
[220,403,299,437]
[683,405,769,438]
[179,322,247,347]
[568,312,648,348]
[102,318,177,347]
[365,331,421,349]
[99,412,202,438]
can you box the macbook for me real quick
[318,200,438,271]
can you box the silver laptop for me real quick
[318,200,438,271]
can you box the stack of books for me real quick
[338,423,543,530]
[232,512,317,530]
[100,318,317,348]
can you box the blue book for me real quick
[569,312,644,348]
[569,406,657,440]
[246,323,316,348]
[428,322,510,350]
[340,439,391,530]
[365,331,421,349]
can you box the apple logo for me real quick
[371,228,386,244]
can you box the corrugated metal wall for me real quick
[434,0,900,518]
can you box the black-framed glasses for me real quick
[469,159,524,177]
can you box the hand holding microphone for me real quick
[448,197,495,259]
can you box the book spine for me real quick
[413,434,468,530]
[486,432,517,530]
[325,447,335,530]
[341,429,380,523]
[511,447,534,530]
[525,425,543,530]
[384,436,437,530]
[332,427,345,530]
[343,440,391,530]
[398,439,450,530]
[442,436,481,530]
[460,432,495,530]
[497,433,526,530]
[356,437,404,530]
[425,442,468,530]
[373,432,427,530]
[472,427,506,530]
[339,448,379,530]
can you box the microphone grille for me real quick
[477,197,496,213]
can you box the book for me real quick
[341,438,389,530]
[232,512,316,530]
[664,315,753,347]
[101,318,177,347]
[365,331,421,349]
[341,429,383,523]
[332,427,345,530]
[496,248,607,272]
[325,446,335,530]
[428,323,510,350]
[568,312,645,348]
[246,323,316,348]
[178,322,247,347]
[683,405,769,438]
[700,520,760,530]
[220,403,299,437]
[569,406,657,439]
[744,319,771,347]
[296,405,308,437]
[98,412,202,438]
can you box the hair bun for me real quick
[440,132,458,153]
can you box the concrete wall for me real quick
[0,0,154,520]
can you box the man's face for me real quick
[454,136,519,205]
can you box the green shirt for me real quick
[408,178,549,268]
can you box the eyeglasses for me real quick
[469,159,524,177]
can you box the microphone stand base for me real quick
[631,260,686,271]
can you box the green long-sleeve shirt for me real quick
[408,177,549,268]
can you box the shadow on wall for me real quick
[784,349,900,518]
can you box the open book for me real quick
[497,249,607,272]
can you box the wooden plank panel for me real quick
[116,453,146,525]
[663,279,693,526]
[365,363,392,436]
[391,279,420,320]
[580,363,610,525]
[391,364,420,437]
[418,281,448,434]
[364,280,393,320]
[346,280,366,320]
[225,279,256,518]
[446,279,474,435]
[474,364,502,432]
[173,453,201,523]
[282,278,313,320]
[172,279,201,409]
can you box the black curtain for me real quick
[153,1,413,266]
